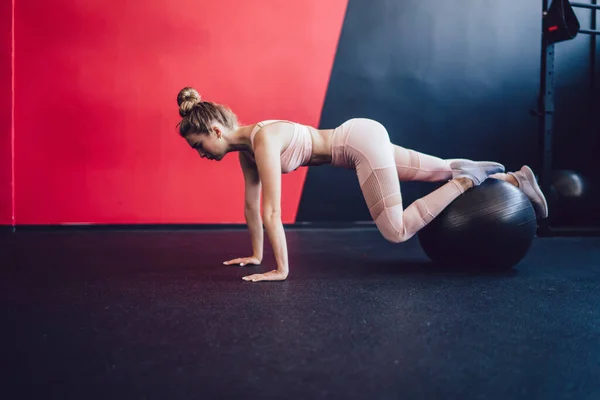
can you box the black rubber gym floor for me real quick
[2,229,599,399]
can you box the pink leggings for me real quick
[331,118,463,243]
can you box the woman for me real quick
[176,87,548,282]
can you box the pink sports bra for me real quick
[249,120,313,173]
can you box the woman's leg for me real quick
[338,119,504,243]
[391,144,453,182]
[359,161,469,243]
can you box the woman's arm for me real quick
[242,127,289,282]
[223,152,263,266]
[239,151,263,260]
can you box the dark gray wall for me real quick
[553,4,599,173]
[550,3,600,227]
[296,0,598,223]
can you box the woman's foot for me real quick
[448,159,505,186]
[489,166,549,219]
[509,166,549,219]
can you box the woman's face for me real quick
[185,130,227,161]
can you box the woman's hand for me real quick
[242,270,288,282]
[223,256,262,267]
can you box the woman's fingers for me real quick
[242,270,287,282]
[242,274,258,281]
[223,257,260,266]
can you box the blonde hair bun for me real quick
[177,87,202,118]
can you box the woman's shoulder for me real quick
[250,120,299,144]
[253,119,298,130]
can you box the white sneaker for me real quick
[448,159,505,186]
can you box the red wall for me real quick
[14,0,347,225]
[0,0,12,225]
